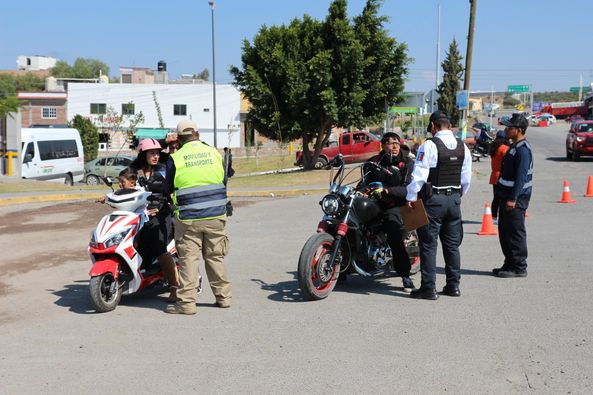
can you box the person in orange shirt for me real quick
[489,130,510,224]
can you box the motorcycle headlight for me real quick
[89,231,98,248]
[104,228,131,248]
[320,195,342,215]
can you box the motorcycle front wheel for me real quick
[298,233,340,301]
[89,273,122,313]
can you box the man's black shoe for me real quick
[442,284,461,297]
[410,287,438,300]
[492,265,509,275]
[497,270,527,278]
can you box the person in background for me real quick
[488,130,510,224]
[492,114,533,278]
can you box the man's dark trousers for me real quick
[416,193,463,290]
[497,202,527,272]
[382,207,410,277]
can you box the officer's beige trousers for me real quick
[174,217,231,306]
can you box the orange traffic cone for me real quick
[558,180,576,203]
[478,203,498,235]
[585,176,593,197]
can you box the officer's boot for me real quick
[158,253,179,303]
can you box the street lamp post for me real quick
[208,0,217,148]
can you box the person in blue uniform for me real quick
[406,111,472,300]
[492,113,533,278]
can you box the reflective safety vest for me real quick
[171,140,227,221]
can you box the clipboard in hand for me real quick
[401,200,429,231]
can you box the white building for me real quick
[17,55,58,71]
[67,83,242,149]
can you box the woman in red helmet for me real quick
[130,138,179,302]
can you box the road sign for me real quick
[456,90,469,110]
[569,86,592,93]
[389,106,417,114]
[507,85,530,93]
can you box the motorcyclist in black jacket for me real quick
[365,132,416,292]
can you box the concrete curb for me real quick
[0,189,328,206]
[0,192,105,206]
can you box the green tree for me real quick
[194,68,209,81]
[354,0,409,125]
[230,0,408,169]
[50,58,110,79]
[502,94,521,107]
[69,115,99,162]
[437,39,464,127]
[0,96,20,119]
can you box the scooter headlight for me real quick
[320,194,342,215]
[104,228,131,248]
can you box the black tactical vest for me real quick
[427,137,465,187]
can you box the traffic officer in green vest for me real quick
[164,119,231,315]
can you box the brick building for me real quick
[16,92,68,128]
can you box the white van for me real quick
[21,127,85,185]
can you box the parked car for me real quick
[84,155,135,185]
[452,128,478,147]
[294,131,382,168]
[565,121,593,161]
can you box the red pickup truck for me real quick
[295,131,382,168]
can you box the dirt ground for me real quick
[0,198,258,299]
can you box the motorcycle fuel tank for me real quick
[352,196,382,224]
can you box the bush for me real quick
[69,115,99,162]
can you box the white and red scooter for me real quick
[88,187,177,312]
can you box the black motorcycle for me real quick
[297,155,420,301]
[471,128,495,162]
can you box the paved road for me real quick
[1,121,592,394]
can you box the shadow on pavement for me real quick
[251,273,304,302]
[52,280,182,313]
[333,274,411,298]
[435,267,493,276]
[546,156,593,162]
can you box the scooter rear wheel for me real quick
[89,273,122,313]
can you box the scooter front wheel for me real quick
[89,273,122,313]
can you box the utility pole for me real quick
[463,0,477,91]
[208,1,218,148]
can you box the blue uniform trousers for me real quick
[497,201,528,272]
[417,193,463,290]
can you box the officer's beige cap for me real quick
[176,119,198,135]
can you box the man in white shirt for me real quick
[406,111,472,300]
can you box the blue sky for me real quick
[1,0,591,93]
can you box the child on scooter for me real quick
[97,168,139,203]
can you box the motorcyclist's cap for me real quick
[381,132,401,145]
[176,119,198,135]
[501,113,528,132]
[427,110,450,132]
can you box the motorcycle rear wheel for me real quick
[89,273,122,313]
[298,233,339,301]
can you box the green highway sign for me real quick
[569,86,592,93]
[389,106,417,114]
[507,85,530,93]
